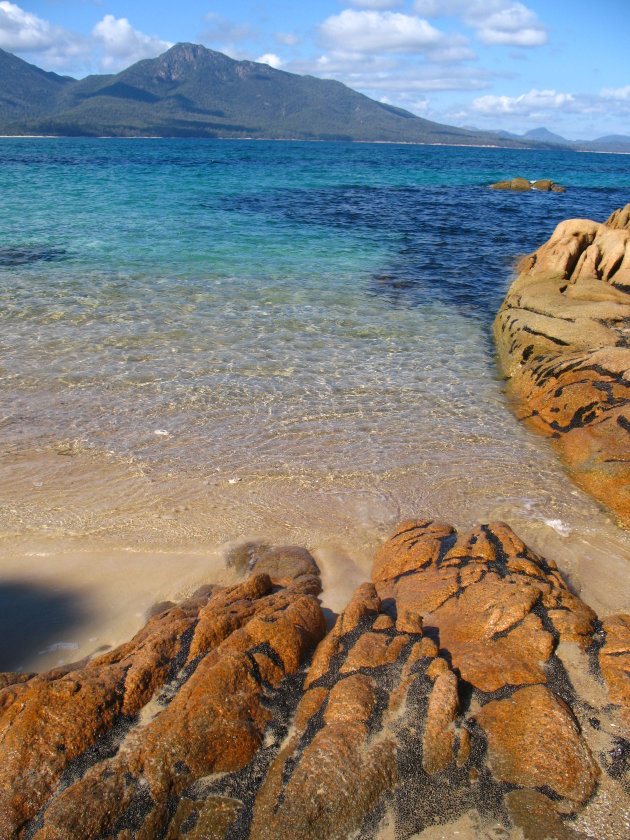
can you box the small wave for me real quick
[544,518,571,536]
[38,641,79,655]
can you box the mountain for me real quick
[522,127,569,145]
[0,45,626,150]
[0,44,533,145]
[488,125,630,154]
[576,134,630,153]
[0,48,73,124]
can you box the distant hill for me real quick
[575,134,630,153]
[488,125,630,154]
[522,127,568,145]
[0,44,544,145]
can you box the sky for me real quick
[1,0,628,140]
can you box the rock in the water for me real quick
[490,177,565,192]
[1,523,629,839]
[533,178,566,192]
[494,204,630,526]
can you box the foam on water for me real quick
[1,138,630,671]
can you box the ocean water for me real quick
[1,138,630,672]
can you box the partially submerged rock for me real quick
[494,204,630,525]
[491,177,565,192]
[1,523,628,838]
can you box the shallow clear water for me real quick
[1,138,629,672]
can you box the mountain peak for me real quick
[522,127,568,144]
[150,42,233,81]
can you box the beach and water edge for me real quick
[1,138,630,838]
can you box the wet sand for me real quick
[2,431,630,673]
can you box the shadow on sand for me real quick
[0,580,89,672]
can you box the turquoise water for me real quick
[1,139,628,473]
[2,139,630,635]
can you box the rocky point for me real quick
[1,522,629,838]
[494,203,630,526]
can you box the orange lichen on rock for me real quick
[0,547,325,839]
[494,204,630,525]
[475,684,600,805]
[1,522,628,839]
[599,613,630,733]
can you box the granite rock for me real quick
[494,204,630,525]
[599,613,630,734]
[475,684,600,803]
[1,524,629,838]
[490,177,565,192]
[0,547,325,839]
[250,520,619,838]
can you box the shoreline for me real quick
[1,134,629,154]
[2,171,630,836]
[3,439,630,674]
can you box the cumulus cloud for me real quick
[0,0,89,68]
[602,85,630,101]
[414,0,547,47]
[0,0,57,50]
[0,3,171,75]
[472,88,575,114]
[319,9,458,54]
[92,16,171,72]
[256,53,283,69]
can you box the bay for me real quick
[1,138,629,672]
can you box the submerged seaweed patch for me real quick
[0,245,67,266]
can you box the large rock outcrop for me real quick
[1,523,629,838]
[494,204,630,525]
[0,546,325,839]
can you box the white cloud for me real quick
[256,53,283,69]
[0,3,171,75]
[0,1,89,68]
[472,88,575,114]
[602,85,630,101]
[366,72,488,92]
[92,16,171,72]
[319,10,447,54]
[414,0,547,47]
[0,1,57,50]
[275,31,300,46]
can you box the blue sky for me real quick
[1,0,628,139]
